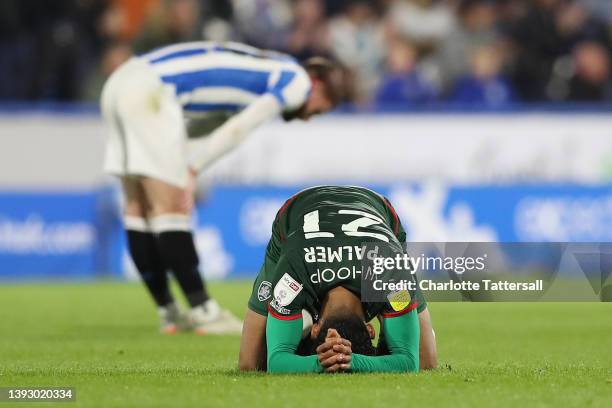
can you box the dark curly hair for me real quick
[297,310,376,357]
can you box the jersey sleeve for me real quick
[266,313,322,373]
[267,67,311,111]
[381,195,428,313]
[267,266,307,318]
[264,257,320,373]
[247,191,307,316]
[247,258,278,316]
[250,245,309,318]
[382,196,406,243]
[247,204,285,315]
[351,309,420,373]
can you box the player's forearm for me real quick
[187,94,281,172]
[351,353,418,373]
[352,310,420,373]
[267,350,321,373]
[265,314,323,373]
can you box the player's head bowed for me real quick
[311,309,376,356]
[283,57,347,121]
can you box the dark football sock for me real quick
[125,225,173,307]
[155,227,210,307]
[157,230,210,307]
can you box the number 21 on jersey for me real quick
[302,209,390,242]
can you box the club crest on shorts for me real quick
[273,273,303,306]
[257,281,272,301]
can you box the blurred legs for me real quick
[122,178,184,334]
[122,178,173,308]
[141,176,242,334]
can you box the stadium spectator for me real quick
[328,0,386,101]
[230,0,293,51]
[201,0,235,42]
[286,0,331,61]
[132,0,202,54]
[554,0,610,51]
[450,44,516,106]
[103,0,158,42]
[504,0,570,101]
[375,39,438,107]
[0,0,108,100]
[565,41,612,101]
[3,0,612,106]
[387,0,456,46]
[582,0,612,20]
[435,0,499,90]
[0,0,38,99]
[82,43,133,101]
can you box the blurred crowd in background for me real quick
[1,0,612,107]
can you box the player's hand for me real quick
[316,329,352,373]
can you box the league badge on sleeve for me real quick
[273,273,303,306]
[387,290,411,312]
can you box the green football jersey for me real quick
[248,185,425,321]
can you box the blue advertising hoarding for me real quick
[192,184,612,279]
[0,188,121,280]
[1,183,611,280]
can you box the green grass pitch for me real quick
[0,281,610,407]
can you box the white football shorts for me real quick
[100,57,189,188]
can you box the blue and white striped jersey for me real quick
[141,42,312,116]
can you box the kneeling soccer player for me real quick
[239,185,437,373]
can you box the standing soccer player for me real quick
[100,42,344,335]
